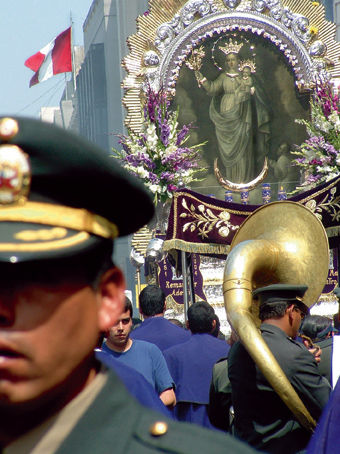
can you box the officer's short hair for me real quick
[139,285,165,316]
[187,301,215,334]
[259,301,288,322]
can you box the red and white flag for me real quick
[25,27,72,87]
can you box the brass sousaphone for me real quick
[223,201,329,432]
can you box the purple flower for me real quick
[307,174,321,183]
[138,136,146,147]
[148,172,160,184]
[144,85,170,124]
[167,184,178,192]
[176,125,190,145]
[160,122,170,146]
[160,171,174,181]
[125,155,139,167]
[323,142,337,156]
[121,142,129,153]
[125,152,156,170]
[309,159,323,165]
[314,80,340,118]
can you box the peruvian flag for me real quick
[25,27,72,87]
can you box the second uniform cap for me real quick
[253,284,308,305]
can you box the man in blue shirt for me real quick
[102,298,176,408]
[95,349,172,417]
[131,284,190,351]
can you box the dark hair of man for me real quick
[300,315,332,342]
[167,318,184,329]
[187,301,215,334]
[211,314,220,337]
[124,297,133,318]
[139,284,165,316]
[259,301,289,322]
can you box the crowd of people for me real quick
[0,116,339,454]
[98,282,340,454]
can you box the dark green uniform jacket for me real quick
[208,357,233,432]
[56,369,257,454]
[228,324,331,454]
[316,337,333,386]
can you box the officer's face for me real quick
[290,305,306,338]
[0,262,125,410]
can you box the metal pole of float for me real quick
[181,250,189,323]
[136,268,141,309]
[189,259,195,305]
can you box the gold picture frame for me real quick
[123,0,340,201]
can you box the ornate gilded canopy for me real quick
[123,0,340,134]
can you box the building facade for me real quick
[77,0,149,306]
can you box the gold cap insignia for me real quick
[0,145,31,205]
[0,118,19,141]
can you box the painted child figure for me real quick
[237,59,256,102]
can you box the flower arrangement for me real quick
[292,80,340,191]
[112,86,206,205]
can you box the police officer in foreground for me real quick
[0,117,256,453]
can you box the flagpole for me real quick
[70,12,77,92]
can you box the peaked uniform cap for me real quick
[253,284,308,305]
[0,116,154,262]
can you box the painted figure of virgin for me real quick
[193,39,271,183]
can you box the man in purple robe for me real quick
[306,376,340,453]
[163,302,230,429]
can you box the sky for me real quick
[0,0,94,118]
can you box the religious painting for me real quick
[171,30,310,202]
[123,0,340,203]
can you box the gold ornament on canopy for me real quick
[185,45,206,71]
[123,0,340,134]
[214,157,269,192]
[219,38,244,55]
[238,58,256,73]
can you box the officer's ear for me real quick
[286,304,295,324]
[97,266,126,332]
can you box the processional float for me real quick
[123,0,340,430]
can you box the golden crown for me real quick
[238,59,256,73]
[219,39,243,56]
